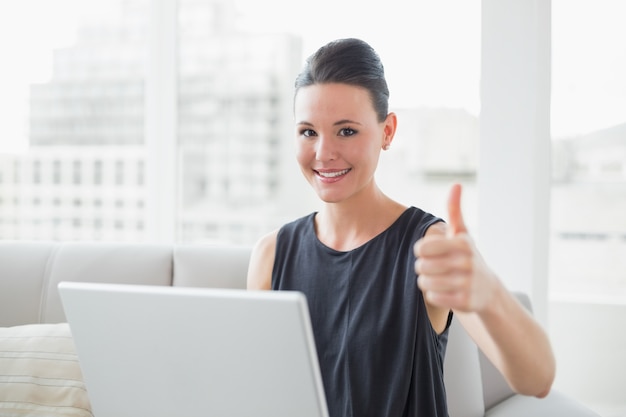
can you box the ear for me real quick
[382,112,398,150]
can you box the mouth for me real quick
[314,168,352,181]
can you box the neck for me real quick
[315,185,406,251]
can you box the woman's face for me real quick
[294,83,394,204]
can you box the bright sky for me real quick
[551,0,626,137]
[0,0,624,153]
[234,0,482,113]
[0,1,118,153]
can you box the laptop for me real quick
[58,281,330,417]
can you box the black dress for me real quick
[272,207,452,417]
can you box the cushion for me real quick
[0,323,92,416]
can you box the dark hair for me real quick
[294,38,390,122]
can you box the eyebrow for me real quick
[296,119,363,127]
[334,119,362,126]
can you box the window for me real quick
[548,3,625,414]
[115,160,125,185]
[33,161,42,184]
[550,0,626,300]
[0,0,149,242]
[13,161,20,183]
[94,160,103,185]
[53,161,61,184]
[73,161,81,185]
[137,161,144,185]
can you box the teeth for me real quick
[318,169,350,178]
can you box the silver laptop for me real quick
[58,281,329,417]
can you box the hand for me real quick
[414,183,498,313]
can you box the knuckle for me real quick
[415,259,423,274]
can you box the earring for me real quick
[383,143,390,150]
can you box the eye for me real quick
[299,128,317,138]
[338,127,357,137]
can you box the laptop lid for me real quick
[58,281,329,417]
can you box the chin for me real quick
[315,190,345,204]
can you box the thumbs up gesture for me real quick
[414,183,498,312]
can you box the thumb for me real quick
[447,183,467,237]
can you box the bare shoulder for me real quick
[425,220,447,237]
[246,229,279,290]
[421,219,451,334]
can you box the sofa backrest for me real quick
[172,244,250,289]
[0,241,250,326]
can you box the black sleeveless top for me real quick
[272,207,452,417]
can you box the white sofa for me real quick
[0,240,599,416]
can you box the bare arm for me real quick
[454,286,555,397]
[246,229,278,290]
[415,184,555,398]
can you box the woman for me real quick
[247,38,555,417]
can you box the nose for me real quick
[315,135,337,161]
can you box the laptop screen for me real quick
[59,281,329,417]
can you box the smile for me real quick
[315,168,351,178]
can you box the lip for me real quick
[314,168,351,183]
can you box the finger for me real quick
[424,290,469,310]
[418,273,468,293]
[415,255,472,276]
[447,183,467,237]
[414,235,471,258]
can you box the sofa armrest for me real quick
[485,390,600,417]
[445,316,485,417]
[479,292,533,409]
[0,241,57,326]
[479,292,600,416]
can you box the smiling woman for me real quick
[246,36,556,417]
